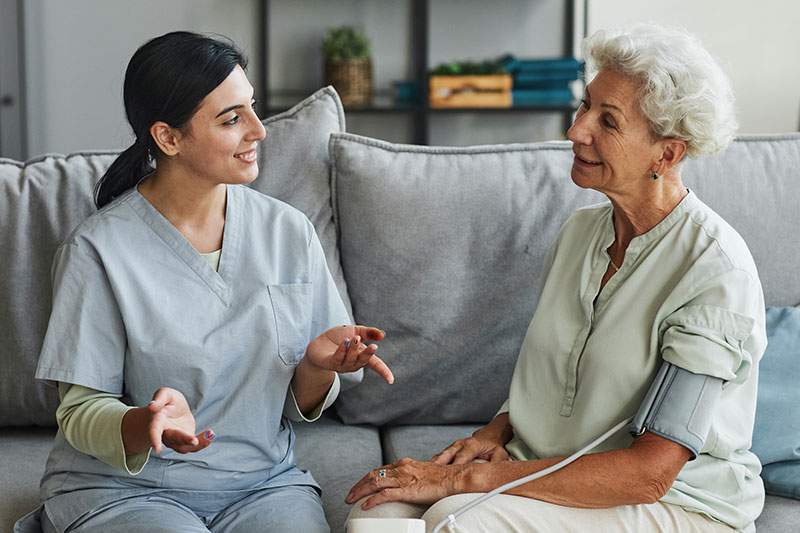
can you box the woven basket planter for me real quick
[325,58,372,106]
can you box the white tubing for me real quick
[431,416,633,533]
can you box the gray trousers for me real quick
[42,485,328,533]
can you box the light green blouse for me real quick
[499,191,766,532]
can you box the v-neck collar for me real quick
[126,184,241,306]
[589,189,697,313]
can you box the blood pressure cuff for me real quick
[628,362,723,459]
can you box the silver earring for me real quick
[651,171,661,180]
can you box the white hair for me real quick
[582,23,737,158]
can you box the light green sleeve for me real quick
[56,382,151,475]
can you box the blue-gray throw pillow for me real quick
[752,306,800,499]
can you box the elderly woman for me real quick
[346,24,765,532]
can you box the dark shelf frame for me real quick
[259,0,584,144]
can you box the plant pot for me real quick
[325,58,372,107]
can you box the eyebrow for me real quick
[585,86,626,119]
[215,104,245,119]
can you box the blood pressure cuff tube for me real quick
[628,362,723,459]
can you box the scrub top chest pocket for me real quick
[267,282,313,365]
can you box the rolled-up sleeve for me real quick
[660,268,764,384]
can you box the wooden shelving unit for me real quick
[258,0,583,144]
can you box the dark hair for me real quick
[94,31,247,208]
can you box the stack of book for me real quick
[499,56,583,107]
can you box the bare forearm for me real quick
[121,406,152,455]
[460,447,667,508]
[292,358,336,415]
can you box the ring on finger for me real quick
[378,468,387,478]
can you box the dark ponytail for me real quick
[94,31,247,208]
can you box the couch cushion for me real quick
[0,426,56,532]
[293,414,382,533]
[0,88,350,427]
[683,134,800,307]
[757,495,800,533]
[0,153,116,426]
[752,306,800,499]
[253,86,352,317]
[381,424,481,464]
[332,133,800,427]
[331,133,603,425]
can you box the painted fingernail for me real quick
[344,338,351,350]
[205,430,215,440]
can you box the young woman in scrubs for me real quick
[29,32,392,533]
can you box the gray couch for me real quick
[2,88,799,532]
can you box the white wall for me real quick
[24,0,571,154]
[22,0,797,156]
[24,0,260,156]
[586,0,800,134]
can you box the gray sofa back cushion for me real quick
[682,134,800,307]
[0,152,114,426]
[331,133,603,425]
[332,132,800,426]
[0,88,349,427]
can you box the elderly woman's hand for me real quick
[432,413,513,465]
[432,435,509,465]
[345,458,468,510]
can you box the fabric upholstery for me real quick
[682,134,800,307]
[0,427,56,532]
[381,424,480,464]
[293,413,382,533]
[332,133,800,427]
[752,306,800,499]
[0,153,116,426]
[331,133,603,425]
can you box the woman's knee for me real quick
[421,494,484,531]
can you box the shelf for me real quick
[261,0,580,144]
[266,92,416,115]
[266,91,578,116]
[427,103,579,113]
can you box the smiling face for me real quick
[171,65,266,186]
[567,69,663,196]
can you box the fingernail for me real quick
[205,430,215,440]
[344,338,351,350]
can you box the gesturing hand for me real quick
[304,325,394,384]
[147,387,214,455]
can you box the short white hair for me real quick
[583,23,737,158]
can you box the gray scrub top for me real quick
[34,184,355,531]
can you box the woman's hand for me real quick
[304,325,393,384]
[432,413,513,465]
[431,435,510,465]
[345,458,468,510]
[122,387,214,456]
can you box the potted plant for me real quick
[323,26,372,107]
